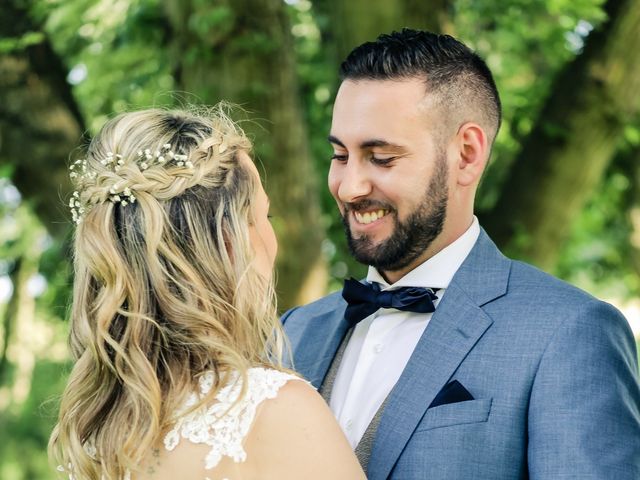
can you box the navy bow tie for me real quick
[342,278,439,326]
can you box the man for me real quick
[282,29,640,479]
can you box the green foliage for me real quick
[557,130,640,298]
[0,360,71,480]
[1,0,639,477]
[0,179,70,479]
[0,31,44,53]
[453,0,640,302]
[188,4,234,39]
[45,0,175,132]
[461,0,608,211]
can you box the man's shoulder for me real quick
[281,290,345,325]
[501,258,624,323]
[462,229,611,313]
[473,254,634,370]
[464,228,620,324]
[509,259,595,300]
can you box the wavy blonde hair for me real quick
[49,105,284,480]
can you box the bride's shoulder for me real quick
[163,367,305,462]
[217,366,312,417]
[145,367,363,480]
[242,366,308,397]
[139,368,308,477]
[234,367,325,434]
[249,367,326,419]
[243,371,365,479]
[236,366,338,429]
[248,367,327,430]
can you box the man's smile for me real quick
[353,208,390,225]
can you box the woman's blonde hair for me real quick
[49,105,284,479]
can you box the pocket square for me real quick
[429,380,474,408]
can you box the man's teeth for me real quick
[354,209,388,224]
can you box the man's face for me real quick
[328,78,452,274]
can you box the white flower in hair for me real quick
[69,142,197,223]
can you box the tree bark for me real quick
[0,0,85,239]
[482,0,640,271]
[0,257,22,386]
[319,0,453,65]
[0,254,40,389]
[626,148,640,276]
[164,0,326,309]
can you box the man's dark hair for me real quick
[340,29,502,142]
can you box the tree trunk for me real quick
[0,257,22,386]
[0,0,85,239]
[164,0,326,309]
[0,255,40,389]
[319,0,453,65]
[627,148,640,276]
[482,0,640,271]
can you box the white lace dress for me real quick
[58,368,302,480]
[162,367,303,479]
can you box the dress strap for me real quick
[163,368,303,470]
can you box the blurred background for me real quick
[1,0,639,477]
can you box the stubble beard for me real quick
[342,154,449,272]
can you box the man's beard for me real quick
[341,155,448,272]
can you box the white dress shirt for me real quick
[329,217,481,448]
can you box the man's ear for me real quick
[455,123,489,187]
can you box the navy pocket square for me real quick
[429,380,474,408]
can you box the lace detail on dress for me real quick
[163,367,301,470]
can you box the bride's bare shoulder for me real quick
[134,371,364,480]
[244,378,366,479]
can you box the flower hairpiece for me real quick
[69,191,84,225]
[69,143,194,224]
[136,143,193,170]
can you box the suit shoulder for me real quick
[282,291,345,325]
[488,260,636,378]
[510,260,599,302]
[505,260,628,329]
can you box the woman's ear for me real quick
[455,123,489,187]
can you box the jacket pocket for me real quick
[415,398,493,432]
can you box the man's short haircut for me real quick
[339,29,502,143]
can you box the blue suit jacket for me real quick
[283,230,640,479]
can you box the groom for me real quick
[283,29,640,479]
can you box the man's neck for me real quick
[379,216,476,284]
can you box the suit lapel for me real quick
[288,301,351,389]
[367,230,510,480]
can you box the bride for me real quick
[49,106,365,480]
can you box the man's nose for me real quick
[337,161,372,202]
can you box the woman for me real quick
[49,106,365,480]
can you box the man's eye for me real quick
[371,156,396,165]
[331,154,348,162]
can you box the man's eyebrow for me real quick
[327,135,345,147]
[327,136,405,150]
[360,139,403,149]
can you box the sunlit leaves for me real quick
[46,0,174,132]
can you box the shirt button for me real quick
[374,343,384,354]
[345,419,353,430]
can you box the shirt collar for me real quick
[366,216,480,291]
